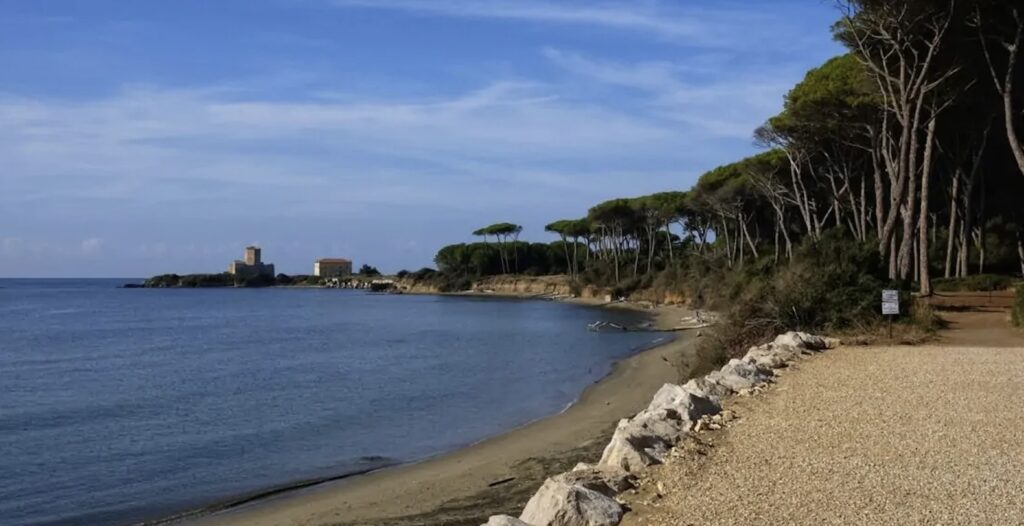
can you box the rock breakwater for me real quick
[481,331,840,526]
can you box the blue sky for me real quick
[0,0,845,277]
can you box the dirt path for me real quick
[937,308,1024,347]
[624,312,1024,525]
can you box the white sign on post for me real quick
[881,290,900,315]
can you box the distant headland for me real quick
[134,246,384,289]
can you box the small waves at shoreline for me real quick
[1,284,657,526]
[137,456,401,526]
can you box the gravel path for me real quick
[623,343,1024,525]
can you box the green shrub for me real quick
[933,274,1016,292]
[909,297,943,333]
[398,266,473,293]
[410,267,437,281]
[358,264,381,276]
[435,241,576,277]
[610,274,652,299]
[233,274,274,287]
[144,273,236,288]
[143,274,181,287]
[699,231,888,360]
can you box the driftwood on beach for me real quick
[588,311,717,333]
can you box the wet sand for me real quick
[186,303,711,526]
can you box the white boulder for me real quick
[647,383,721,420]
[742,343,801,369]
[555,464,636,497]
[706,359,773,393]
[484,515,534,526]
[519,478,624,526]
[598,408,686,472]
[773,331,837,351]
[683,376,732,400]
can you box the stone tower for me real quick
[244,246,261,266]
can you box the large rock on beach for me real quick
[742,343,801,369]
[706,359,774,393]
[773,331,838,351]
[647,383,721,420]
[559,464,636,497]
[520,478,624,526]
[484,515,534,526]
[598,408,686,472]
[683,376,732,400]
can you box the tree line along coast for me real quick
[139,1,1024,345]
[408,0,1024,351]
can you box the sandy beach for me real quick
[181,301,710,526]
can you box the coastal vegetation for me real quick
[357,265,382,276]
[275,274,324,286]
[143,273,321,288]
[435,242,573,277]
[472,223,525,274]
[933,274,1020,292]
[415,0,1024,351]
[144,273,238,288]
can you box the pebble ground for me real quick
[623,343,1024,526]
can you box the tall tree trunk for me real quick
[872,141,886,241]
[980,7,1024,177]
[944,169,961,278]
[959,203,972,278]
[737,220,745,267]
[918,114,938,295]
[559,234,572,281]
[612,230,620,284]
[1017,228,1024,277]
[917,238,925,284]
[573,237,581,278]
[977,177,987,275]
[773,222,780,265]
[512,233,520,274]
[898,95,929,281]
[890,235,898,279]
[951,117,992,273]
[955,225,964,278]
[664,222,674,264]
[646,224,656,275]
[741,217,759,260]
[719,215,734,268]
[974,227,986,274]
[501,236,509,274]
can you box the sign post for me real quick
[881,289,900,341]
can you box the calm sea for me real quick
[0,279,659,526]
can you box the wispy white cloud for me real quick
[329,0,713,40]
[324,0,806,50]
[0,75,723,274]
[542,47,799,138]
[0,0,846,275]
[0,80,686,214]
